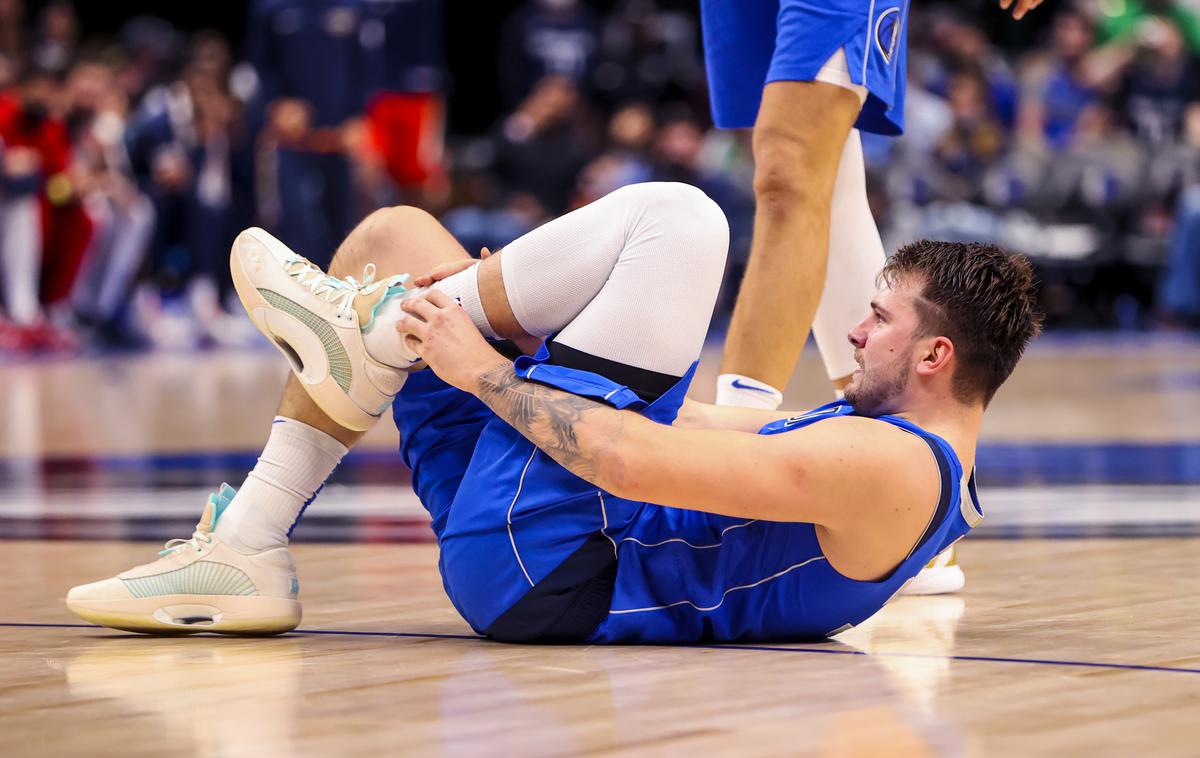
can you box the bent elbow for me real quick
[597,444,646,501]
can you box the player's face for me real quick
[843,283,921,415]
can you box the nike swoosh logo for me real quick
[731,379,774,393]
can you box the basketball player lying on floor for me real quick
[67,182,1041,643]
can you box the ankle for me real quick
[213,417,347,550]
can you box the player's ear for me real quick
[916,335,954,377]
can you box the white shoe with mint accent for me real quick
[899,545,966,596]
[66,484,302,635]
[230,226,418,432]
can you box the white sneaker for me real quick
[899,545,966,596]
[230,227,416,432]
[66,484,302,635]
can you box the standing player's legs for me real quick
[717,80,860,406]
[701,0,903,407]
[812,128,887,392]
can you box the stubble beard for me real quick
[844,362,910,416]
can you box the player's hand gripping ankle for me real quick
[396,289,508,393]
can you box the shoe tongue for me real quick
[198,483,237,533]
[355,274,410,330]
[196,500,217,534]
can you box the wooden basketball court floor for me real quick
[3,334,1200,756]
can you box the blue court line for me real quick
[5,622,1198,676]
[7,442,1200,485]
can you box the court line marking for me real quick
[5,622,1198,676]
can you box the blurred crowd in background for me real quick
[3,0,1200,358]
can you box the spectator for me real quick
[32,1,78,76]
[125,33,257,348]
[498,0,599,108]
[244,0,369,267]
[360,0,448,205]
[491,75,595,217]
[929,69,1010,205]
[65,57,155,349]
[1097,0,1200,53]
[575,101,654,203]
[1017,7,1100,152]
[1113,18,1200,147]
[591,0,705,111]
[0,68,91,352]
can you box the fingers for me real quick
[400,295,440,322]
[1012,0,1039,19]
[396,290,466,356]
[399,290,458,326]
[411,258,476,287]
[1000,0,1013,8]
[480,247,491,258]
[423,288,456,308]
[404,333,423,356]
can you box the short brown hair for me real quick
[879,240,1042,406]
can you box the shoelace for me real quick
[159,529,213,556]
[284,257,379,319]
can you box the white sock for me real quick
[362,264,498,369]
[716,373,784,410]
[214,417,348,552]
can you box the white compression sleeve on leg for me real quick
[368,184,728,378]
[498,182,728,377]
[812,129,886,382]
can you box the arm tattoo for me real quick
[475,364,627,484]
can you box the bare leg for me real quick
[719,81,861,391]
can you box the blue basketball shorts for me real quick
[700,0,909,135]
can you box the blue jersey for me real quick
[394,348,981,645]
[592,400,981,643]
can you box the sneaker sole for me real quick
[67,594,302,636]
[898,564,966,596]
[230,228,377,432]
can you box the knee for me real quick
[362,205,436,244]
[625,182,729,252]
[752,131,835,218]
[331,204,435,269]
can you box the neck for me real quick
[894,396,984,475]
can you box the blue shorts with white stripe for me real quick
[701,0,910,135]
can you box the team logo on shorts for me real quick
[874,7,902,65]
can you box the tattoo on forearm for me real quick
[476,365,625,484]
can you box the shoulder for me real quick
[775,413,927,451]
[768,415,941,511]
